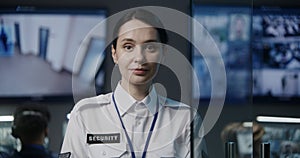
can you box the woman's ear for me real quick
[45,128,49,137]
[111,45,118,64]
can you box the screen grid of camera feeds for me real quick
[252,8,300,101]
[192,5,251,104]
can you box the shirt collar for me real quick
[113,82,158,117]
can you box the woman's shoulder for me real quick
[71,92,113,113]
[159,96,199,116]
[160,96,190,109]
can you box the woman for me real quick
[60,9,206,158]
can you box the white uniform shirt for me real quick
[60,83,207,158]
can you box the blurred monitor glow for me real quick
[0,115,14,122]
[257,116,300,123]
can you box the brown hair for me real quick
[112,9,168,49]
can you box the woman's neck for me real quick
[120,81,150,101]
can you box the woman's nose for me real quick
[133,46,145,63]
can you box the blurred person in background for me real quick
[10,105,56,158]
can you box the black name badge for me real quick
[87,133,120,144]
[58,152,71,158]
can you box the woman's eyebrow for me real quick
[120,38,158,43]
[121,38,135,43]
[143,39,159,43]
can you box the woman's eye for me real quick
[123,45,134,52]
[145,44,157,52]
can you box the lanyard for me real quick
[112,93,158,158]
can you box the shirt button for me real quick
[102,151,106,156]
[137,121,141,125]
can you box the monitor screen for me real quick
[252,7,300,102]
[0,8,107,100]
[260,123,300,157]
[192,5,251,103]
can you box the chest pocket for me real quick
[148,143,189,158]
[88,143,127,158]
[148,143,176,158]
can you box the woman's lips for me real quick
[131,68,149,75]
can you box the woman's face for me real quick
[112,19,163,87]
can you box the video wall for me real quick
[0,5,299,104]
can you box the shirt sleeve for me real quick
[60,109,87,158]
[192,112,208,158]
[176,109,208,158]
